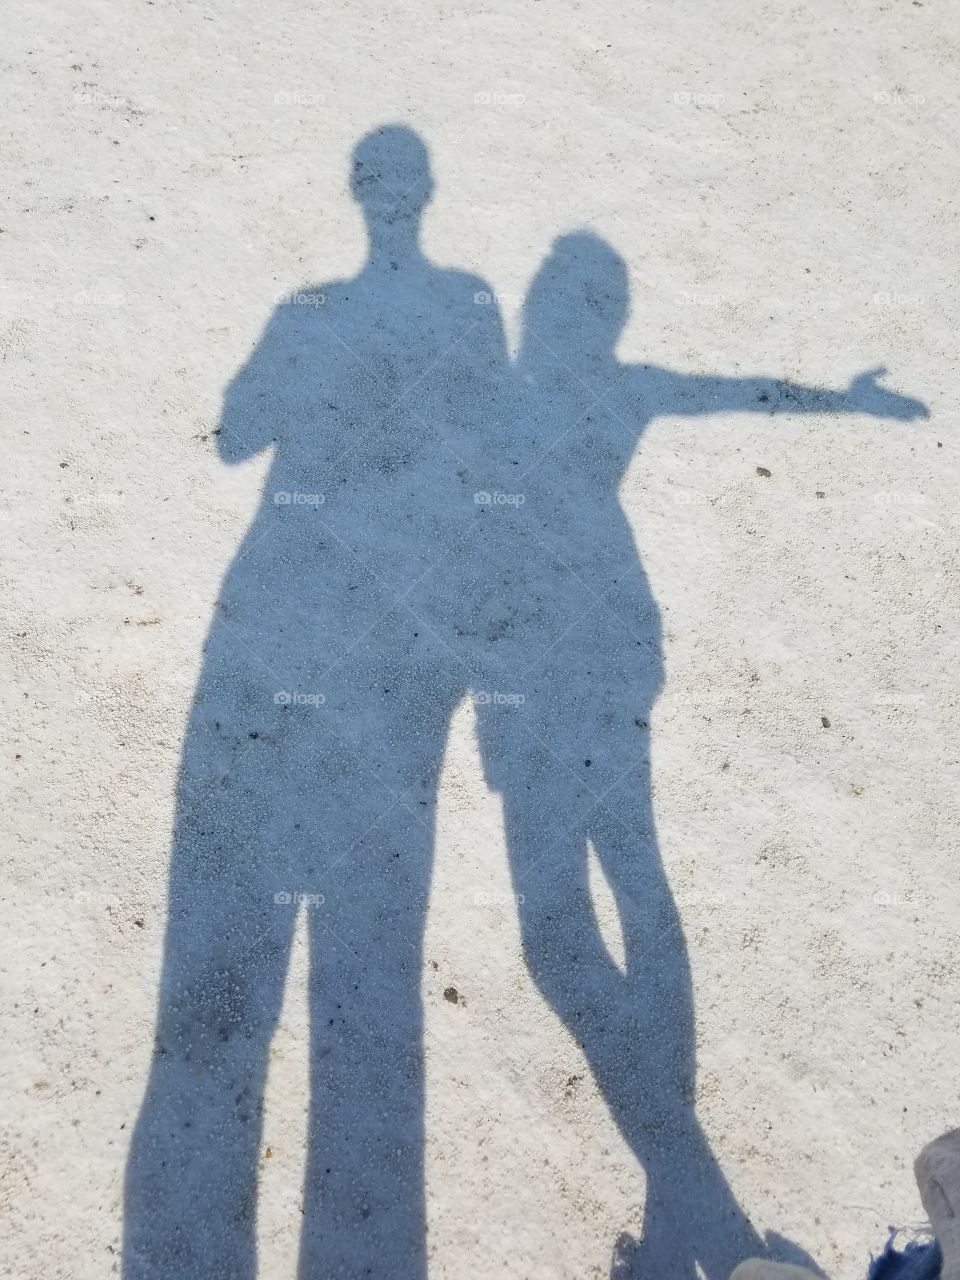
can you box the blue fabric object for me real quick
[867,1232,942,1280]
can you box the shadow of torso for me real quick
[196,259,513,795]
[474,351,664,793]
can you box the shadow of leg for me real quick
[124,869,295,1278]
[296,698,443,1280]
[299,880,430,1280]
[500,761,765,1280]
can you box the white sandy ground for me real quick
[2,0,959,1276]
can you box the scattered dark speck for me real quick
[756,466,772,477]
[821,716,831,728]
[248,731,259,739]
[584,758,591,767]
[443,986,460,1004]
[816,490,825,498]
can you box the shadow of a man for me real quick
[125,130,927,1280]
[124,125,511,1280]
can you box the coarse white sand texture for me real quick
[2,2,958,1278]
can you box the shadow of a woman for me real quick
[474,231,927,1280]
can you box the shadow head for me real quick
[350,125,433,228]
[522,231,629,362]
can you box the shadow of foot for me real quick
[611,1228,827,1280]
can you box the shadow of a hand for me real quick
[849,366,929,420]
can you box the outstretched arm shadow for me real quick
[639,363,928,423]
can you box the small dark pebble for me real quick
[821,716,831,728]
[443,986,459,1004]
[756,466,772,478]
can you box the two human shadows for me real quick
[124,125,927,1280]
